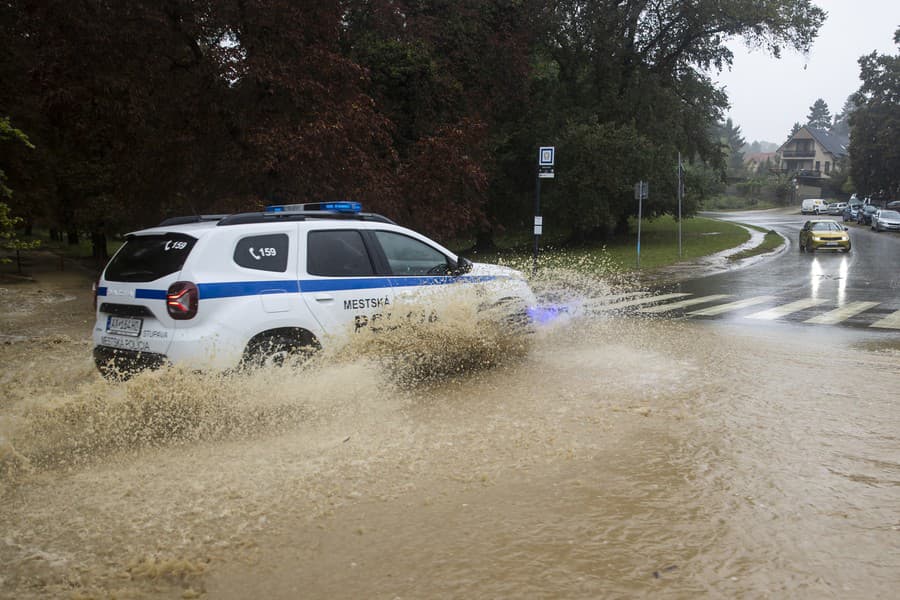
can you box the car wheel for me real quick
[799,238,805,252]
[241,331,317,370]
[807,240,815,253]
[844,243,851,253]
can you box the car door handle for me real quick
[314,294,334,303]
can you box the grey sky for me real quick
[713,0,899,145]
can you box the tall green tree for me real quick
[0,116,40,271]
[830,95,856,138]
[849,27,900,199]
[716,118,747,176]
[530,0,824,240]
[806,98,832,129]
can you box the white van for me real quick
[800,198,828,215]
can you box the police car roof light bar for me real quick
[265,201,362,213]
[216,211,396,227]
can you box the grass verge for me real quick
[727,230,783,262]
[457,216,751,274]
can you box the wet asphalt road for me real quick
[662,209,900,331]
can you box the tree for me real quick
[830,95,856,139]
[717,118,746,176]
[787,122,802,140]
[531,0,825,240]
[0,117,40,272]
[806,98,831,129]
[849,27,900,199]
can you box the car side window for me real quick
[374,230,450,276]
[234,234,289,272]
[307,230,375,276]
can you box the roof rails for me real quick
[216,210,396,226]
[158,214,228,226]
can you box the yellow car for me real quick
[799,219,851,253]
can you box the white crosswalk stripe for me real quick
[581,292,691,312]
[870,309,900,330]
[746,298,828,320]
[638,294,731,314]
[561,292,898,329]
[687,296,776,316]
[804,301,879,325]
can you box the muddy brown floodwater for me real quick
[1,254,899,599]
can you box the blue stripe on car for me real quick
[125,275,503,301]
[136,289,167,300]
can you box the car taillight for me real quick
[166,281,199,320]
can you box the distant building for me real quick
[743,152,776,174]
[775,126,849,181]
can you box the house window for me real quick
[824,162,831,174]
[815,161,821,172]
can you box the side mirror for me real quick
[451,256,473,276]
[844,227,849,231]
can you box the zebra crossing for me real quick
[589,293,900,330]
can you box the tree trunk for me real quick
[67,229,80,245]
[91,231,109,263]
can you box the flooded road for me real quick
[1,260,899,598]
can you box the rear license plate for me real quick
[107,316,143,337]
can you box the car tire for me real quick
[807,240,815,253]
[241,331,317,370]
[799,239,805,252]
[844,243,851,253]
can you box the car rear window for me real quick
[104,233,197,282]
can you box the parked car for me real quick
[799,219,851,253]
[886,200,900,211]
[826,202,847,216]
[801,198,828,215]
[843,203,861,222]
[871,209,900,232]
[857,204,878,225]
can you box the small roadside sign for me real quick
[538,146,555,179]
[534,216,543,235]
[634,181,648,200]
[539,147,555,166]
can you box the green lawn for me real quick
[456,216,751,274]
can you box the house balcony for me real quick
[781,149,815,158]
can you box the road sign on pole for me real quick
[534,146,554,273]
[633,180,648,200]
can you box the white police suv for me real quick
[92,202,536,376]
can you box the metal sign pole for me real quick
[533,173,541,275]
[678,152,683,258]
[636,180,643,269]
